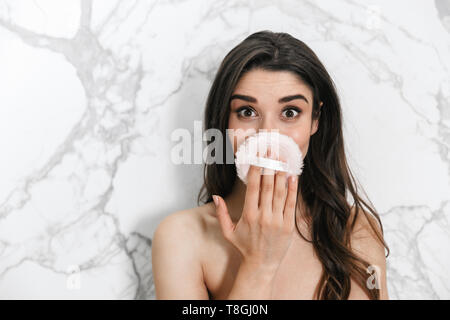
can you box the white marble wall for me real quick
[0,0,449,299]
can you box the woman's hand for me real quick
[213,148,299,272]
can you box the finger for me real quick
[283,175,299,230]
[271,149,286,214]
[213,195,235,241]
[242,151,262,215]
[273,170,288,216]
[259,147,275,212]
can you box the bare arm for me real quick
[151,211,209,300]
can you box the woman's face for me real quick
[228,69,322,160]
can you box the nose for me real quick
[259,115,278,134]
[257,116,283,159]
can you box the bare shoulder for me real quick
[153,202,217,240]
[347,205,387,262]
[348,205,384,243]
[151,202,217,299]
[152,202,218,260]
[347,205,389,299]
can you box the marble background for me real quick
[0,0,449,299]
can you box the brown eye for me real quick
[236,106,256,118]
[282,107,301,119]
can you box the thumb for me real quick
[213,195,235,240]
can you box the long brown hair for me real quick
[197,30,390,299]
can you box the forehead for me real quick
[232,69,313,103]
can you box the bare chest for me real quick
[201,235,324,300]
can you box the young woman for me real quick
[152,30,390,300]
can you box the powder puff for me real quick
[234,131,304,184]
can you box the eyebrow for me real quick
[230,94,309,104]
